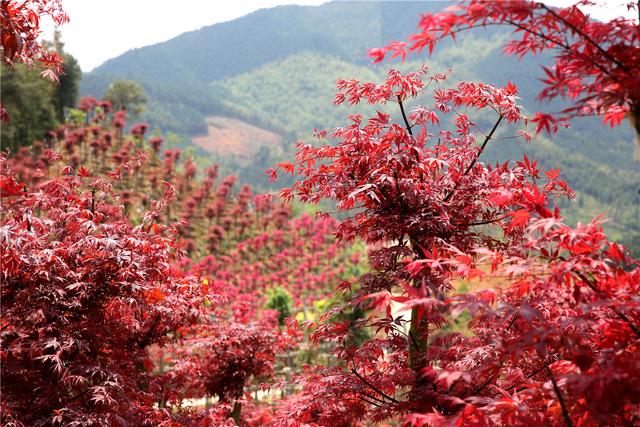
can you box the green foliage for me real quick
[265,287,293,326]
[53,53,82,122]
[46,31,82,122]
[66,108,86,126]
[211,52,380,137]
[1,63,58,152]
[104,79,148,117]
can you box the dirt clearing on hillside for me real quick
[192,116,282,160]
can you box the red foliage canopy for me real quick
[0,154,201,425]
[276,68,640,426]
[1,98,360,425]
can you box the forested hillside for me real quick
[80,1,638,247]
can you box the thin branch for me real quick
[397,96,413,136]
[547,366,575,427]
[471,364,503,395]
[452,215,507,227]
[505,314,518,332]
[443,115,503,202]
[426,20,621,83]
[359,390,389,406]
[505,361,551,392]
[351,368,399,404]
[356,395,381,408]
[503,18,620,83]
[62,387,92,406]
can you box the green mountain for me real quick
[80,1,639,251]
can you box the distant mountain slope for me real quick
[80,2,442,137]
[210,52,380,134]
[87,2,439,86]
[79,0,639,250]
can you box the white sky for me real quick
[45,0,637,72]
[48,0,327,71]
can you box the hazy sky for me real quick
[46,0,637,72]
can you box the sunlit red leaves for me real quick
[1,0,67,77]
[0,174,26,197]
[603,105,628,127]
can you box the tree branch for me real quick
[547,366,575,427]
[443,115,503,202]
[573,271,640,339]
[351,368,399,404]
[356,395,381,408]
[537,2,630,73]
[398,96,413,136]
[359,390,388,406]
[505,361,551,392]
[503,18,621,83]
[452,214,507,227]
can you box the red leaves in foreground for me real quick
[0,0,69,118]
[275,68,640,426]
[0,156,201,425]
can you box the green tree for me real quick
[265,287,293,326]
[1,63,57,152]
[104,79,147,117]
[50,31,82,122]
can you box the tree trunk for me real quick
[231,400,242,425]
[408,308,429,372]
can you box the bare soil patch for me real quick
[192,116,282,159]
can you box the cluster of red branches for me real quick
[370,0,640,148]
[0,99,360,425]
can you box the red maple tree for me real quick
[1,97,362,425]
[275,67,640,426]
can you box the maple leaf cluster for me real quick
[369,0,640,148]
[0,0,67,73]
[1,0,69,121]
[0,155,201,425]
[275,67,640,426]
